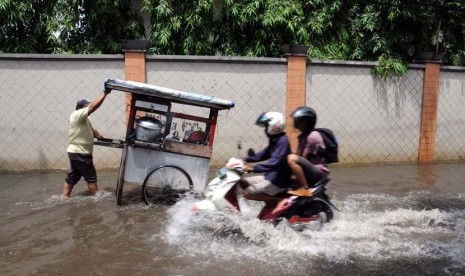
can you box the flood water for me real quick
[1,163,465,276]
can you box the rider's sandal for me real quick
[288,188,313,197]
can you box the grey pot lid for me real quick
[137,117,162,129]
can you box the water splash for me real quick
[16,190,116,211]
[160,192,465,273]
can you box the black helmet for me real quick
[290,106,317,132]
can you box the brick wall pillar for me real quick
[418,62,441,163]
[122,40,149,125]
[284,46,309,152]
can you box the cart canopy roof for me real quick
[105,78,235,110]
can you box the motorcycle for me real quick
[192,157,338,232]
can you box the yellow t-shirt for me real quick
[67,107,94,154]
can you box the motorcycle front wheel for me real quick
[278,199,334,231]
[299,200,334,222]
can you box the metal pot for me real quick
[135,117,163,142]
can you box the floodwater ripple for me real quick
[1,163,465,275]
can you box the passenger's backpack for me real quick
[315,128,339,163]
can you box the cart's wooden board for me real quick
[162,140,212,159]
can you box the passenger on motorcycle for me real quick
[240,112,293,204]
[287,106,330,197]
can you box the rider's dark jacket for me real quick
[245,132,292,188]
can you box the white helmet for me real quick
[255,112,285,135]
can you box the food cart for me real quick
[96,78,235,205]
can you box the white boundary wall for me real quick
[0,54,464,170]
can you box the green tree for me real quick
[54,0,145,54]
[142,0,216,55]
[1,0,464,66]
[0,0,145,54]
[215,0,307,57]
[0,0,59,53]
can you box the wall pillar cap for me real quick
[122,40,150,52]
[280,44,309,57]
[412,52,444,64]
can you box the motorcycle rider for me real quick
[287,106,329,197]
[241,112,293,204]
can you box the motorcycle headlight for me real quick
[216,167,228,179]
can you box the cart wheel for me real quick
[142,165,193,205]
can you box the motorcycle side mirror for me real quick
[247,148,255,157]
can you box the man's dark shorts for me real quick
[65,153,97,185]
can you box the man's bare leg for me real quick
[61,182,74,199]
[288,154,309,189]
[287,154,312,197]
[87,182,98,196]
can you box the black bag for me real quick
[315,128,339,163]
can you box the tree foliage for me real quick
[1,0,464,67]
[0,0,58,53]
[0,0,145,54]
[142,0,216,55]
[53,0,145,54]
[141,0,464,67]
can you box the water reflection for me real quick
[417,164,437,187]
